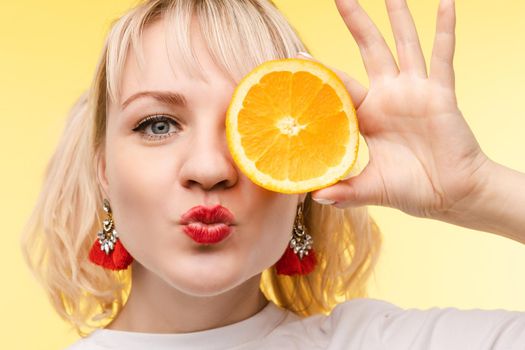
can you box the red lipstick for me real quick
[179,205,235,244]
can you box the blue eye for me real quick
[132,115,182,141]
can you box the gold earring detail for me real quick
[274,201,317,275]
[88,199,134,270]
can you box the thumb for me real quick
[311,165,382,208]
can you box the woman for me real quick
[21,0,525,349]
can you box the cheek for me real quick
[104,139,178,254]
[245,196,297,268]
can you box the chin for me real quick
[163,254,249,296]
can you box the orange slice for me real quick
[226,58,359,194]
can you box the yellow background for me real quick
[1,0,524,349]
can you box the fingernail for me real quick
[313,198,336,205]
[297,51,314,59]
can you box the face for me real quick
[98,18,304,297]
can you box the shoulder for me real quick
[316,297,401,335]
[330,297,401,320]
[266,298,400,348]
[62,331,105,350]
[325,298,525,349]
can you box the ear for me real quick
[95,148,110,199]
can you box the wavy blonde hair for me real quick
[20,0,382,337]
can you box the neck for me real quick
[106,264,269,334]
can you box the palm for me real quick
[312,0,489,218]
[356,77,483,217]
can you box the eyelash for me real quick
[132,114,182,142]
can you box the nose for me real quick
[178,121,238,192]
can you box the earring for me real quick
[275,201,317,276]
[88,199,133,270]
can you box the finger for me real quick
[311,165,382,208]
[385,0,428,77]
[335,0,399,81]
[296,52,368,109]
[429,0,456,89]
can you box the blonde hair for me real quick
[20,0,382,337]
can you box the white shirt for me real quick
[64,297,525,349]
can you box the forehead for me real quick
[117,18,234,107]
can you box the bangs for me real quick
[105,0,307,104]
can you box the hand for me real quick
[310,0,491,220]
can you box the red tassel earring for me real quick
[275,201,317,275]
[89,199,133,270]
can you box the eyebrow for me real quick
[121,90,187,110]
